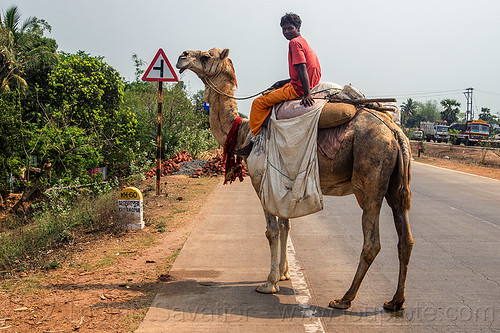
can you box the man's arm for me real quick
[296,63,314,106]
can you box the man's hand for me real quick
[300,94,315,107]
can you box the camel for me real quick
[176,48,414,311]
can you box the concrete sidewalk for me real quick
[135,179,318,333]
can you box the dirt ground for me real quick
[0,175,221,333]
[410,141,500,180]
[0,142,499,332]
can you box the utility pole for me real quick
[464,87,474,122]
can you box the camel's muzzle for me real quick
[176,52,191,73]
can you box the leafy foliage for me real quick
[478,107,498,125]
[47,51,127,130]
[0,6,218,213]
[440,99,461,125]
[0,92,23,197]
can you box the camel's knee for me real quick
[398,236,414,258]
[362,242,381,264]
[265,227,279,244]
[399,235,414,249]
[265,213,279,243]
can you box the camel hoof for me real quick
[383,300,405,312]
[280,273,291,281]
[256,282,279,294]
[328,298,351,309]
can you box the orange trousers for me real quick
[249,82,299,135]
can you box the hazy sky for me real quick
[10,0,500,117]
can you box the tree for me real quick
[400,98,417,127]
[0,92,24,199]
[419,100,440,121]
[0,27,27,92]
[0,5,58,94]
[440,99,461,125]
[47,51,129,129]
[0,6,58,202]
[44,51,137,177]
[131,53,146,82]
[478,107,498,124]
[0,5,37,44]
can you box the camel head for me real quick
[176,48,237,87]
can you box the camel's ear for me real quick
[220,48,230,60]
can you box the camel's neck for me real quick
[203,74,250,147]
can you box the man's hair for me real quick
[280,13,301,29]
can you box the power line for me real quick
[475,89,500,96]
[364,89,464,99]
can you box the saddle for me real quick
[272,83,355,160]
[273,82,398,160]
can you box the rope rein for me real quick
[201,61,340,101]
[203,75,341,101]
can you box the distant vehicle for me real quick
[420,121,449,142]
[448,119,491,146]
[410,129,424,140]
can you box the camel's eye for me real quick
[201,54,211,62]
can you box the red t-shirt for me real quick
[288,36,321,96]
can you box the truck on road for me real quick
[420,121,450,142]
[448,119,491,146]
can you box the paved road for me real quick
[136,162,500,332]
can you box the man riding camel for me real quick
[250,12,322,136]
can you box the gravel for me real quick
[174,159,207,175]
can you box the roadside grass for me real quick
[0,175,222,332]
[0,190,120,273]
[160,247,182,273]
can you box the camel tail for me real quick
[390,128,412,211]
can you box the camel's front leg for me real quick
[256,212,280,293]
[278,217,291,281]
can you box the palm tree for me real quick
[0,5,58,92]
[0,26,27,92]
[440,99,461,125]
[400,98,417,127]
[0,5,37,92]
[0,5,37,44]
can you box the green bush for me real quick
[0,188,119,272]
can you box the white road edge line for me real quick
[413,161,499,182]
[287,235,326,333]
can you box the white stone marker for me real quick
[118,187,144,230]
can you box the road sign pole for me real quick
[142,49,178,196]
[156,81,163,195]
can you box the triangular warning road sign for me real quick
[142,49,179,82]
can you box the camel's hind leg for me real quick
[384,196,414,311]
[279,217,291,280]
[256,211,281,293]
[329,194,383,310]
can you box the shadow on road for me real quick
[144,279,388,321]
